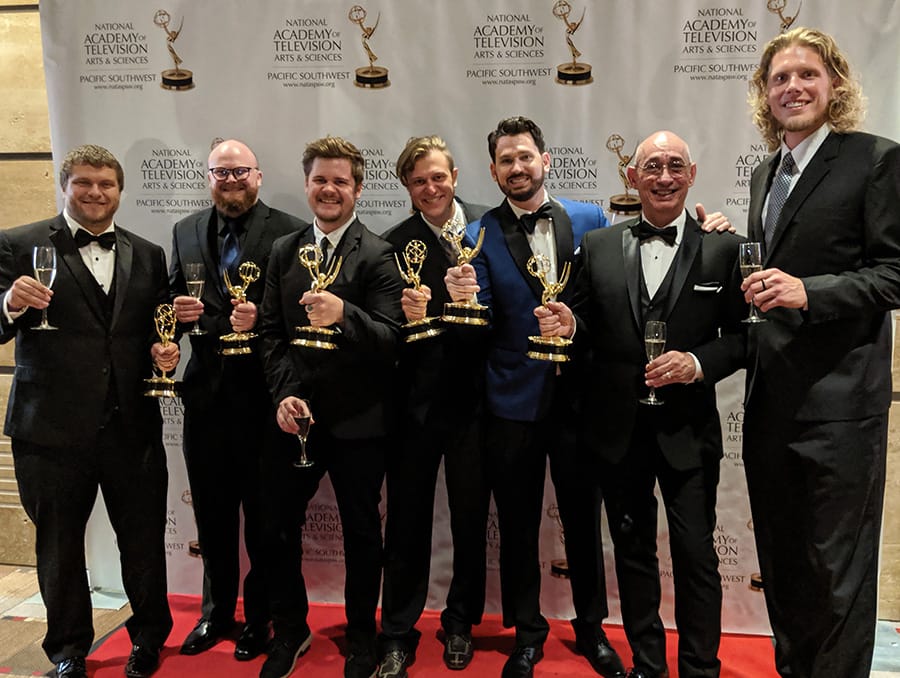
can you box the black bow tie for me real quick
[74,229,116,250]
[631,221,678,246]
[519,202,553,234]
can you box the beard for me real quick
[501,171,545,203]
[212,186,257,217]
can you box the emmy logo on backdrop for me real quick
[348,4,390,89]
[153,9,194,90]
[292,243,343,350]
[395,239,445,343]
[440,213,489,326]
[181,490,202,558]
[526,254,572,362]
[606,134,642,219]
[552,0,593,85]
[144,304,179,398]
[546,505,570,579]
[766,0,801,33]
[220,261,261,356]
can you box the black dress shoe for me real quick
[179,618,234,655]
[55,656,87,678]
[260,632,312,678]
[124,644,160,678]
[575,630,626,677]
[443,632,474,670]
[626,669,662,678]
[501,645,544,678]
[234,622,270,661]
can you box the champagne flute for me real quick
[293,400,313,469]
[639,320,666,406]
[31,245,58,330]
[739,242,766,324]
[185,262,207,335]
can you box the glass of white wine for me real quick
[639,320,666,406]
[293,399,313,469]
[185,262,207,335]
[739,242,766,324]
[32,245,58,330]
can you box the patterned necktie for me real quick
[220,219,242,290]
[764,151,795,249]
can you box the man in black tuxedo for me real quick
[739,28,900,678]
[540,131,745,678]
[259,136,404,678]
[169,139,304,661]
[0,144,178,678]
[377,135,489,678]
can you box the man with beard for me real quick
[377,135,489,677]
[444,116,623,678]
[170,139,304,661]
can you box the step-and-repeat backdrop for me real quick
[39,0,899,635]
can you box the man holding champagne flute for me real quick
[0,144,178,678]
[538,131,745,678]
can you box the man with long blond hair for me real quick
[740,27,900,678]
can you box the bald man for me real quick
[540,132,745,678]
[170,139,304,661]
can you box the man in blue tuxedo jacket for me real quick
[740,28,900,678]
[445,116,624,678]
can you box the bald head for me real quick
[627,130,697,227]
[207,139,262,217]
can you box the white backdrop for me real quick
[40,0,900,635]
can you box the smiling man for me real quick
[169,139,304,664]
[536,130,746,678]
[0,144,178,678]
[740,28,900,678]
[259,136,404,678]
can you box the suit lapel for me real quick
[497,201,545,303]
[548,198,575,301]
[110,228,132,327]
[660,214,702,320]
[49,218,105,323]
[332,219,363,286]
[620,218,643,331]
[766,133,839,260]
[409,215,453,306]
[749,152,778,245]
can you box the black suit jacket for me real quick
[746,131,900,419]
[573,214,746,470]
[0,215,169,448]
[383,198,488,431]
[259,219,404,440]
[169,200,305,409]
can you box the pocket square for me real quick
[693,282,722,293]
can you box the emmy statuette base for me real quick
[160,68,195,91]
[527,335,571,362]
[550,559,570,579]
[220,332,256,356]
[556,62,593,85]
[354,66,390,88]
[143,377,178,399]
[401,316,445,343]
[292,326,339,350]
[441,301,489,327]
[609,194,642,216]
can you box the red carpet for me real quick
[87,594,778,677]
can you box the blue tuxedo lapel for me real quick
[497,201,544,304]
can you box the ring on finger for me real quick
[760,279,767,291]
